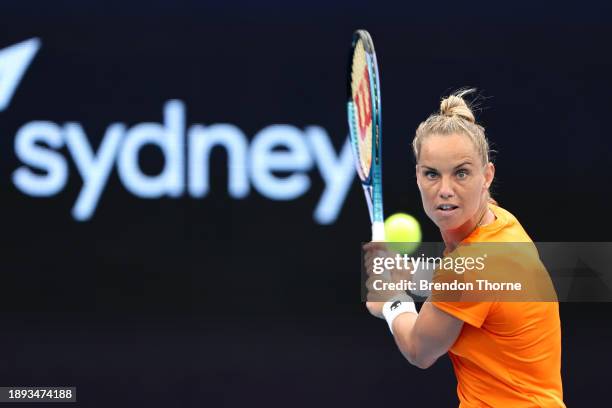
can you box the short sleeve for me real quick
[432,301,493,328]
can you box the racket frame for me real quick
[347,29,385,241]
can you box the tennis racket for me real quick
[347,30,385,241]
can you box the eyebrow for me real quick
[453,161,473,169]
[420,161,473,171]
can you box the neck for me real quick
[441,203,494,252]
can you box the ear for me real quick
[484,162,495,189]
[415,164,422,189]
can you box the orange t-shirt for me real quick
[432,204,565,407]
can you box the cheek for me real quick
[417,181,435,200]
[460,180,485,209]
[467,182,482,197]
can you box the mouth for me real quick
[436,204,459,214]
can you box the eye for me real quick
[456,169,469,179]
[425,170,438,180]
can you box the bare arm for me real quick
[391,302,463,369]
[362,241,463,368]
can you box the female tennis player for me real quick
[364,90,565,407]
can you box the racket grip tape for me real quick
[371,221,385,241]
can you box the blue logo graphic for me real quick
[0,38,40,112]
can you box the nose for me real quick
[439,176,455,199]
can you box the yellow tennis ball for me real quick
[384,213,422,255]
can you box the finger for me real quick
[363,241,389,252]
[364,249,391,268]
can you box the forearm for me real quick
[391,312,429,368]
[378,293,462,370]
[391,302,462,369]
[381,295,430,368]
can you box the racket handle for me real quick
[371,221,386,241]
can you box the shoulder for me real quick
[470,204,533,243]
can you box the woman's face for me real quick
[416,133,494,231]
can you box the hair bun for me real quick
[440,90,476,123]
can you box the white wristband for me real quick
[382,293,418,334]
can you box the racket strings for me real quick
[350,39,373,179]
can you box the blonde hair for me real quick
[412,89,497,204]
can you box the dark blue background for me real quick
[1,1,611,406]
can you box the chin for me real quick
[435,219,461,231]
[431,214,466,231]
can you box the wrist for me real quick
[382,293,417,334]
